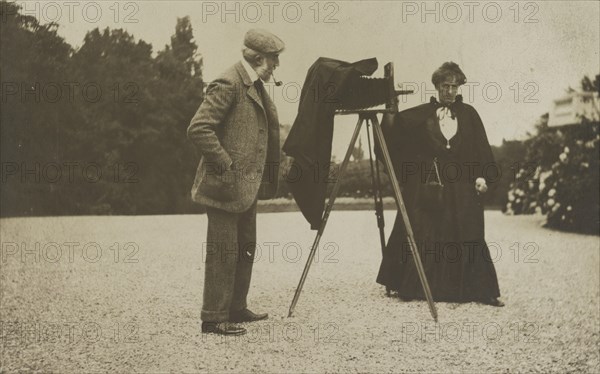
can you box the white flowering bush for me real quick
[505,115,599,234]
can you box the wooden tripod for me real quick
[287,110,438,322]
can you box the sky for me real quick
[22,0,600,156]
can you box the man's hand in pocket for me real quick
[200,162,237,201]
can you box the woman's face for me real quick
[437,75,459,104]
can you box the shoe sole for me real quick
[229,317,268,323]
[202,328,246,336]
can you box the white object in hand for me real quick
[475,177,488,193]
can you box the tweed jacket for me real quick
[187,62,280,213]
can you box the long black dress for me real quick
[376,96,501,302]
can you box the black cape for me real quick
[376,96,501,301]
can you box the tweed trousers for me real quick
[201,200,258,322]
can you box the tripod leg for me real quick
[365,117,390,297]
[371,115,438,322]
[365,118,387,250]
[288,117,364,317]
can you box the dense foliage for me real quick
[1,1,204,215]
[505,76,599,234]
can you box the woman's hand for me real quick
[475,177,488,194]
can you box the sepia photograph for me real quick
[1,0,599,372]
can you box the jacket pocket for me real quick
[199,169,237,201]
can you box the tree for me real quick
[0,2,206,216]
[1,1,75,215]
[351,137,365,162]
[581,74,600,94]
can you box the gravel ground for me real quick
[1,211,599,373]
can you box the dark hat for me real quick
[243,29,285,54]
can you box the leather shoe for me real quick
[229,308,268,323]
[480,297,505,307]
[201,321,246,336]
[398,294,415,302]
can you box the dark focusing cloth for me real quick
[282,57,379,229]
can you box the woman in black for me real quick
[377,62,503,306]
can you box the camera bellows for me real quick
[337,76,389,110]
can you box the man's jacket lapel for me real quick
[235,62,265,112]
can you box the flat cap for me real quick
[243,29,285,54]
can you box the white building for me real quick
[548,91,600,127]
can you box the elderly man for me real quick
[187,29,284,336]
